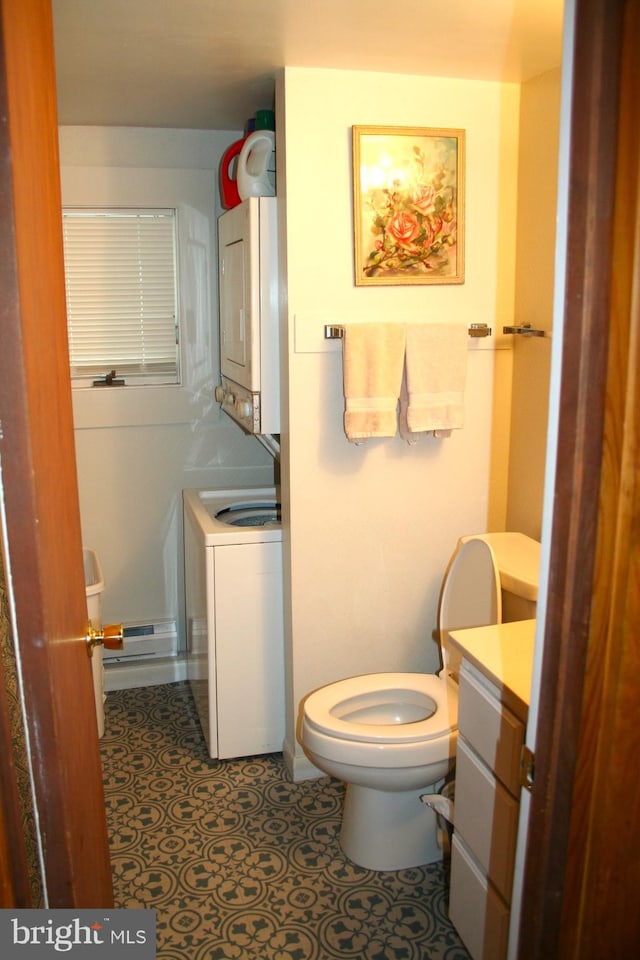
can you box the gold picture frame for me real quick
[352,125,465,286]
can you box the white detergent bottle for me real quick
[237,129,276,199]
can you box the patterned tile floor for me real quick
[100,682,471,960]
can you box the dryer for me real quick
[215,197,280,436]
[183,487,284,759]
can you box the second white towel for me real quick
[399,323,467,439]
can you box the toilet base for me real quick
[339,783,443,871]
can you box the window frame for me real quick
[61,206,181,388]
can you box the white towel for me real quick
[342,323,406,442]
[399,323,467,440]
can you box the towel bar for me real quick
[324,323,492,339]
[503,325,546,337]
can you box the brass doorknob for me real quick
[86,622,124,657]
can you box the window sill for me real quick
[71,382,218,429]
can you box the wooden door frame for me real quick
[1,0,636,935]
[0,0,113,907]
[518,0,639,953]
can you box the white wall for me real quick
[506,70,561,539]
[59,127,274,643]
[277,68,521,778]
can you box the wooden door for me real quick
[517,0,640,954]
[0,0,113,907]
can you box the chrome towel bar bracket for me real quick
[468,323,492,338]
[325,325,345,339]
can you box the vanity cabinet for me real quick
[449,659,527,960]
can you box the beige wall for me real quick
[278,67,521,778]
[506,70,561,539]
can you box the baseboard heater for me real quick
[102,620,178,662]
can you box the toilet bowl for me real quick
[302,672,458,870]
[299,531,540,871]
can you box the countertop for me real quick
[448,619,536,712]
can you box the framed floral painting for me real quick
[352,125,465,286]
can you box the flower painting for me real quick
[352,125,465,286]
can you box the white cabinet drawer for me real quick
[454,737,519,902]
[450,834,509,960]
[458,663,524,794]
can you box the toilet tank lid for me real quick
[461,532,541,601]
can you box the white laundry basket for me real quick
[84,549,105,738]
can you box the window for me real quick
[62,208,180,386]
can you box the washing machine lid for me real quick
[462,532,540,601]
[215,502,281,527]
[303,672,458,744]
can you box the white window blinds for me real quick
[62,208,180,385]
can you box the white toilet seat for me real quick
[303,672,458,744]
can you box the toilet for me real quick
[299,531,540,872]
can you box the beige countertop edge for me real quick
[447,619,536,712]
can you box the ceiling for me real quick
[52,0,565,131]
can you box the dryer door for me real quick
[218,201,260,392]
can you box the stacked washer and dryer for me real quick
[182,197,284,758]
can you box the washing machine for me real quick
[182,487,284,759]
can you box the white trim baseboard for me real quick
[104,655,188,691]
[283,734,324,783]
